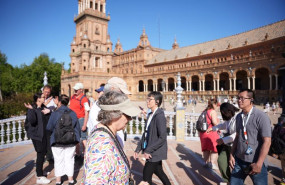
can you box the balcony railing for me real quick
[0,112,223,149]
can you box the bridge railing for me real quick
[0,116,31,149]
[0,112,222,149]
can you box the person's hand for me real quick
[44,97,52,106]
[229,154,235,169]
[249,163,262,175]
[24,103,33,109]
[81,125,87,131]
[42,108,51,114]
[144,153,152,160]
[216,138,224,145]
[133,152,139,160]
[138,181,149,185]
[206,127,212,133]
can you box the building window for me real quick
[95,3,98,10]
[84,44,86,48]
[84,66,86,71]
[107,47,110,52]
[90,1,93,8]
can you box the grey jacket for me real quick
[135,108,168,162]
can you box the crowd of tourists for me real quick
[24,80,284,184]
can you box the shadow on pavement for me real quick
[1,160,34,185]
[176,143,221,185]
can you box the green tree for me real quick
[0,52,62,119]
[0,51,14,99]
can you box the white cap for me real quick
[73,83,84,90]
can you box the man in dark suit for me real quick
[134,91,171,185]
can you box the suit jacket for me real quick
[135,108,168,162]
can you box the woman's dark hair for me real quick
[58,94,69,106]
[33,92,42,103]
[206,98,218,110]
[148,91,163,107]
[220,103,239,121]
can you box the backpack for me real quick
[72,95,90,109]
[54,110,76,144]
[270,123,285,155]
[196,110,210,132]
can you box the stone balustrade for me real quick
[0,112,223,149]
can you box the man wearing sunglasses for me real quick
[229,89,271,185]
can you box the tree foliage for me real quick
[0,51,63,119]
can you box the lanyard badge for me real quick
[242,108,253,155]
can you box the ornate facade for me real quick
[61,0,285,103]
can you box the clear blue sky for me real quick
[1,0,285,69]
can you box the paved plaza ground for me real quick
[0,101,283,185]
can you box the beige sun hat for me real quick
[107,77,131,94]
[99,99,140,117]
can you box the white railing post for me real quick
[135,116,139,134]
[189,115,193,137]
[140,114,145,134]
[24,127,28,141]
[12,120,17,143]
[18,120,22,142]
[184,115,188,137]
[169,114,173,137]
[194,115,199,137]
[0,122,4,145]
[6,122,11,144]
[129,120,133,135]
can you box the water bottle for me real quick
[202,122,208,131]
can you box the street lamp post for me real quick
[161,80,166,110]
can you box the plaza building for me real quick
[61,0,285,104]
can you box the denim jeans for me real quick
[79,118,87,140]
[230,157,268,185]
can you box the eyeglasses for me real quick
[146,98,155,102]
[237,96,251,101]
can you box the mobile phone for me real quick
[243,165,252,174]
[139,106,144,110]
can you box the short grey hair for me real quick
[97,91,128,125]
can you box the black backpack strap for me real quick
[79,95,86,109]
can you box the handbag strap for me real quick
[95,126,132,177]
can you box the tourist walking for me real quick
[206,103,239,182]
[229,89,271,185]
[46,95,80,185]
[25,92,51,184]
[199,98,220,170]
[134,91,171,185]
[87,77,131,147]
[82,91,140,184]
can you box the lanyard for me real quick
[242,107,253,142]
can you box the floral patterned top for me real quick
[81,126,130,185]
